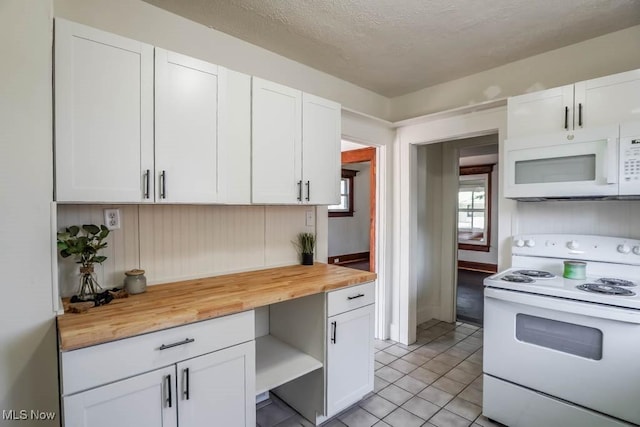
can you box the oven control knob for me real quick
[633,246,640,255]
[566,240,580,250]
[617,244,631,254]
[524,239,535,247]
[514,239,525,248]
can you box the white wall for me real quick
[53,0,390,120]
[328,163,371,257]
[57,205,314,296]
[0,0,59,425]
[416,144,444,324]
[390,24,640,121]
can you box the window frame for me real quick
[329,169,357,217]
[458,164,493,252]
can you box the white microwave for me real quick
[505,122,640,200]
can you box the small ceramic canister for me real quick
[124,269,147,294]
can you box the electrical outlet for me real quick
[334,258,340,263]
[104,209,121,230]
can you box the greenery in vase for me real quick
[57,224,110,300]
[294,232,316,255]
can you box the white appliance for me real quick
[483,234,640,427]
[504,122,640,200]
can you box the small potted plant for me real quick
[57,224,110,300]
[295,232,316,266]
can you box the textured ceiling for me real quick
[143,0,640,97]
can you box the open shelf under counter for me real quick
[255,334,323,395]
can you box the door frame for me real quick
[340,147,377,272]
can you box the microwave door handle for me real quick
[485,287,640,324]
[606,137,618,184]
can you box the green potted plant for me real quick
[294,232,316,265]
[57,224,110,300]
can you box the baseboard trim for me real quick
[328,251,370,265]
[458,260,498,273]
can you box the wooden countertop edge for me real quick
[57,263,376,351]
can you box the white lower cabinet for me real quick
[177,342,255,427]
[60,312,255,427]
[326,304,375,416]
[63,365,177,427]
[325,283,375,418]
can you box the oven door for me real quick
[484,287,640,425]
[504,127,619,199]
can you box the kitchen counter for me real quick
[57,263,376,351]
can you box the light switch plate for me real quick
[305,210,314,226]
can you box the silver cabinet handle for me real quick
[160,170,166,199]
[158,338,195,350]
[348,293,365,300]
[183,368,190,400]
[165,374,172,408]
[143,169,150,199]
[331,321,337,344]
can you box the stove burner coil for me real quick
[512,270,555,278]
[577,283,636,296]
[596,278,636,287]
[501,274,535,283]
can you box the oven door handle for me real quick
[485,287,640,324]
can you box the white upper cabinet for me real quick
[252,78,341,204]
[55,20,251,204]
[508,69,640,139]
[54,19,154,203]
[252,78,303,204]
[155,48,222,203]
[574,69,640,129]
[507,85,574,139]
[302,93,341,205]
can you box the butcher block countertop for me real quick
[57,263,376,351]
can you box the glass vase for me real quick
[78,265,102,300]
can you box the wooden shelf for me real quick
[255,334,323,395]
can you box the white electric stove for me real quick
[483,234,640,427]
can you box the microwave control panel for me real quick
[620,135,640,195]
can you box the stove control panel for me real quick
[512,234,640,264]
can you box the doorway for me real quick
[456,142,499,326]
[328,142,376,273]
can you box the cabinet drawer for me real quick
[327,281,375,317]
[60,310,254,396]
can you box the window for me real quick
[329,169,357,217]
[458,165,493,252]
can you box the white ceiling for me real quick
[143,0,640,97]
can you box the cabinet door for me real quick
[302,93,341,205]
[54,19,154,202]
[218,70,252,204]
[326,304,375,417]
[574,69,640,130]
[507,85,574,138]
[63,366,176,427]
[252,78,302,204]
[155,48,221,203]
[177,341,256,427]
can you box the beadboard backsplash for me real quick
[56,204,314,297]
[514,200,640,238]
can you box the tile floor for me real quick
[257,320,503,427]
